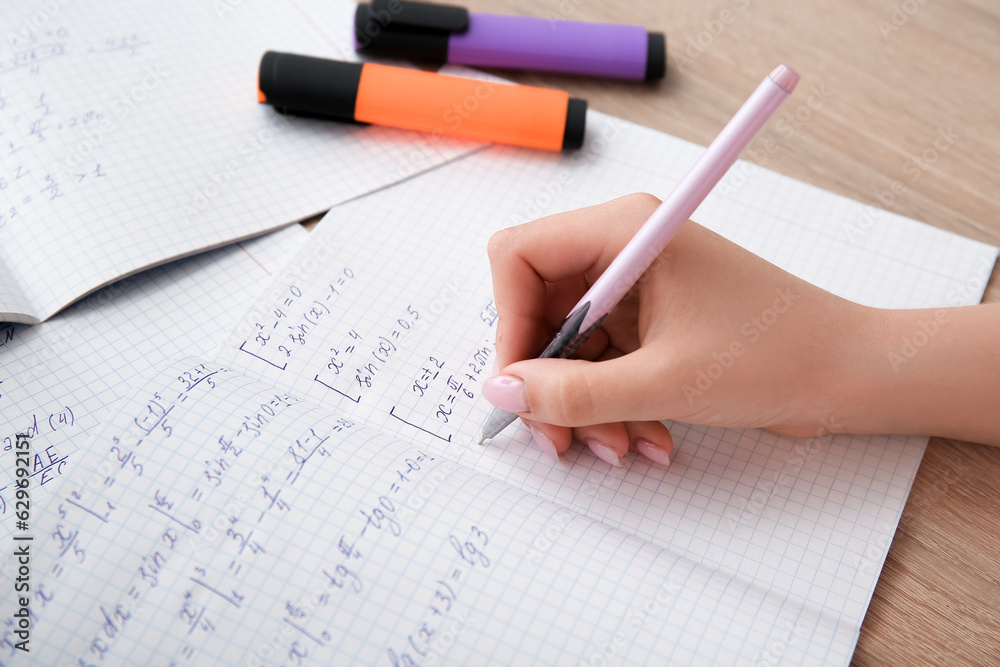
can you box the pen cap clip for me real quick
[355,1,469,63]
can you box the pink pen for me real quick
[479,64,800,444]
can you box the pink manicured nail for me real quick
[481,374,530,413]
[635,439,671,467]
[529,425,560,463]
[586,439,622,467]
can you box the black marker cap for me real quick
[646,32,666,81]
[258,51,363,122]
[562,98,587,150]
[354,1,468,64]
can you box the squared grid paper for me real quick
[0,0,482,324]
[17,360,847,665]
[0,223,306,547]
[213,111,997,665]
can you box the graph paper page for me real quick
[0,223,306,547]
[17,358,844,666]
[0,0,481,323]
[216,110,998,664]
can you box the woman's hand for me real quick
[482,193,876,464]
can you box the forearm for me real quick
[830,303,1000,445]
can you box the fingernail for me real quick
[529,425,560,463]
[481,374,529,413]
[586,439,622,467]
[635,439,671,467]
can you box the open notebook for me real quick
[0,0,480,324]
[19,358,836,665]
[10,112,995,664]
[0,223,307,545]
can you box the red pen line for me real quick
[237,242,270,277]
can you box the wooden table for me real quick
[458,0,1000,663]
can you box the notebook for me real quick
[10,111,995,664]
[0,0,481,324]
[16,357,838,665]
[0,223,307,544]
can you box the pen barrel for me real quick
[449,14,664,81]
[258,52,586,151]
[574,73,792,331]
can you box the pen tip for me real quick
[478,436,487,446]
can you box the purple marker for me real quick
[355,0,665,81]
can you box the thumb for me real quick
[482,352,666,427]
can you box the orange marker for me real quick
[258,51,586,151]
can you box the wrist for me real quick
[761,292,877,438]
[819,303,899,436]
[787,298,883,437]
[824,303,999,444]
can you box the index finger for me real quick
[486,193,661,368]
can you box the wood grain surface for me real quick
[451,0,1000,664]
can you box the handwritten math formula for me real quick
[226,259,500,449]
[6,359,497,666]
[0,24,151,232]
